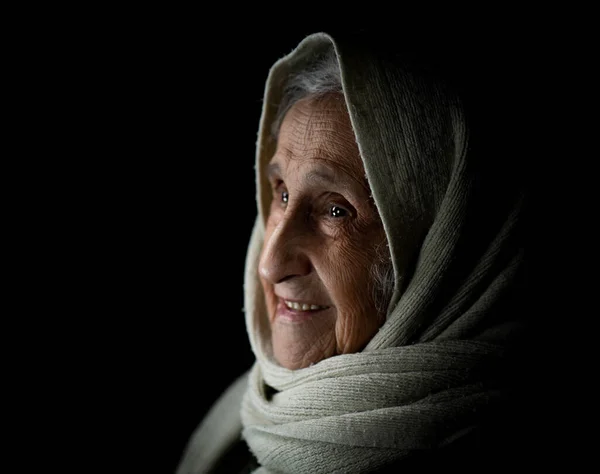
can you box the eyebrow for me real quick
[266,160,366,194]
[267,161,339,184]
[305,167,337,186]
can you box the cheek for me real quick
[260,280,277,324]
[323,240,384,352]
[259,219,279,321]
[259,259,277,323]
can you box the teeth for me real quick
[284,300,327,311]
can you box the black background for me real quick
[58,19,338,473]
[22,12,586,473]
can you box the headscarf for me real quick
[179,30,529,474]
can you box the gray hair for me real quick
[371,241,395,318]
[271,47,343,139]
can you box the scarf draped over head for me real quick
[200,31,528,474]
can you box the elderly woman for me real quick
[177,30,529,473]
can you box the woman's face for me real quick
[259,93,389,370]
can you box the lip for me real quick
[275,298,331,323]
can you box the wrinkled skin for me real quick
[258,93,389,370]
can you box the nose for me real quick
[258,213,311,285]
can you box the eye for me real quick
[281,191,289,203]
[329,205,348,218]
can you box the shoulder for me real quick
[176,370,252,474]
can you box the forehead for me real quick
[273,93,363,176]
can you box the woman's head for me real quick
[249,32,524,371]
[257,51,396,370]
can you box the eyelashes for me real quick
[329,205,348,218]
[275,188,351,219]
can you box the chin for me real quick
[271,320,335,370]
[274,355,309,371]
[273,349,322,370]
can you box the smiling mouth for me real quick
[283,300,329,311]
